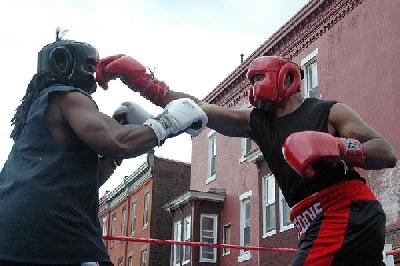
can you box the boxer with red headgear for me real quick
[247,56,302,107]
[97,53,397,265]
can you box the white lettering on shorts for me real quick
[293,202,323,238]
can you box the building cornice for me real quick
[104,160,152,210]
[163,190,226,212]
[204,0,364,107]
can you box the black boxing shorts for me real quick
[290,179,386,266]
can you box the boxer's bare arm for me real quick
[46,91,158,159]
[97,157,117,187]
[328,102,397,169]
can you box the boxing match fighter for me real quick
[96,54,397,265]
[0,39,207,266]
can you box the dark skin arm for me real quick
[156,89,398,170]
[97,157,117,187]
[58,91,157,158]
[45,91,159,186]
[328,102,398,169]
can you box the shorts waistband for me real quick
[290,179,376,238]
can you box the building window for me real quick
[111,213,116,248]
[239,190,252,262]
[207,130,217,183]
[140,248,147,266]
[173,220,182,266]
[121,206,127,236]
[118,257,123,266]
[239,103,253,163]
[279,189,294,232]
[263,174,276,236]
[301,48,319,99]
[128,256,132,266]
[102,217,107,244]
[131,201,137,236]
[241,138,252,156]
[223,223,231,255]
[200,214,217,263]
[183,216,191,264]
[143,191,150,228]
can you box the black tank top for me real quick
[250,98,363,207]
[0,85,111,264]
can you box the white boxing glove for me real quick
[113,101,151,125]
[144,98,208,146]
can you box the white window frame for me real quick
[263,174,276,237]
[131,200,137,236]
[174,220,182,266]
[140,247,147,266]
[301,48,319,99]
[121,206,127,236]
[200,214,218,263]
[207,130,217,184]
[143,191,150,229]
[111,213,116,248]
[238,190,252,262]
[223,223,231,256]
[241,138,252,157]
[279,189,294,232]
[183,216,191,264]
[239,103,253,163]
[102,216,107,244]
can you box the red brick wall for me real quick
[293,0,400,230]
[100,156,191,266]
[191,0,400,265]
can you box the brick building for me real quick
[167,0,400,265]
[99,152,191,266]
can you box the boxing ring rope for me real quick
[102,235,297,253]
[102,235,400,256]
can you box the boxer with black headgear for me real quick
[37,39,99,94]
[0,32,208,266]
[11,38,99,140]
[97,53,397,265]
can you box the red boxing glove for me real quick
[282,131,366,179]
[96,55,169,104]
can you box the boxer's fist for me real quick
[282,131,365,178]
[96,54,127,89]
[113,101,151,125]
[144,98,208,146]
[96,55,169,103]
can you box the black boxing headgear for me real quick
[247,56,301,107]
[37,39,99,94]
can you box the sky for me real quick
[0,0,309,197]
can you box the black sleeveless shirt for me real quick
[0,85,111,264]
[250,98,363,207]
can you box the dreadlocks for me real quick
[11,37,99,140]
[10,72,65,140]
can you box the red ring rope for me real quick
[102,235,297,253]
[102,235,400,256]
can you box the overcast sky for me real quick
[0,0,309,196]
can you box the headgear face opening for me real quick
[37,39,100,94]
[247,56,301,107]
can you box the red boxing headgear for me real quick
[247,56,301,107]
